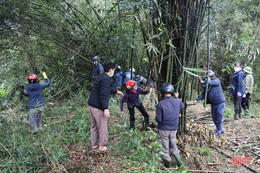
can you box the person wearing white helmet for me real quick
[242,66,254,117]
[123,68,135,86]
[113,65,123,90]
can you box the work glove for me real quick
[237,92,242,99]
[243,94,246,98]
[42,71,48,79]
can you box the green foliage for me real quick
[117,129,163,171]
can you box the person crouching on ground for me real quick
[120,80,150,129]
[156,83,184,168]
[24,72,50,133]
[88,62,123,152]
[194,70,226,135]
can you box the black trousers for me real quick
[242,93,251,109]
[233,95,242,114]
[128,103,149,121]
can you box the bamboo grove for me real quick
[1,0,259,134]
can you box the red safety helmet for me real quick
[126,80,136,89]
[28,74,37,83]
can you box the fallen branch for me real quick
[207,162,221,166]
[42,144,58,173]
[229,140,239,146]
[227,136,248,139]
[211,146,259,173]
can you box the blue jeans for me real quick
[211,102,225,134]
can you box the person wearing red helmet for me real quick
[120,80,150,129]
[24,72,50,133]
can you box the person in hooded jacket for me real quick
[194,70,226,135]
[230,62,245,120]
[24,72,50,133]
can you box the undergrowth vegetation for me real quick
[1,92,187,172]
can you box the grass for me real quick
[1,91,187,172]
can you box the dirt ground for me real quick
[66,100,260,173]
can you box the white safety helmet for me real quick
[129,68,135,73]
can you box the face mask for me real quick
[109,73,114,78]
[234,67,240,72]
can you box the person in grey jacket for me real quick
[136,75,147,87]
[194,70,226,135]
[242,66,254,116]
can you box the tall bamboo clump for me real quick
[139,0,207,134]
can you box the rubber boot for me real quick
[234,113,239,120]
[130,121,135,130]
[163,159,171,168]
[245,109,250,117]
[144,117,150,130]
[238,113,242,119]
[174,154,184,167]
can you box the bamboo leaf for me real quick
[184,70,203,78]
[184,67,206,73]
[168,40,175,48]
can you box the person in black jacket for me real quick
[88,62,123,151]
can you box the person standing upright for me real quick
[92,56,104,83]
[156,83,184,168]
[24,72,51,133]
[194,70,226,135]
[123,68,135,86]
[242,66,254,117]
[113,65,123,90]
[88,62,123,151]
[230,62,245,120]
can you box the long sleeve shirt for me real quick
[156,96,184,131]
[120,86,149,111]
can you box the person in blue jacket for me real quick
[113,65,123,89]
[24,72,50,133]
[230,62,245,120]
[156,83,184,168]
[123,68,135,86]
[194,70,226,135]
[92,56,104,83]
